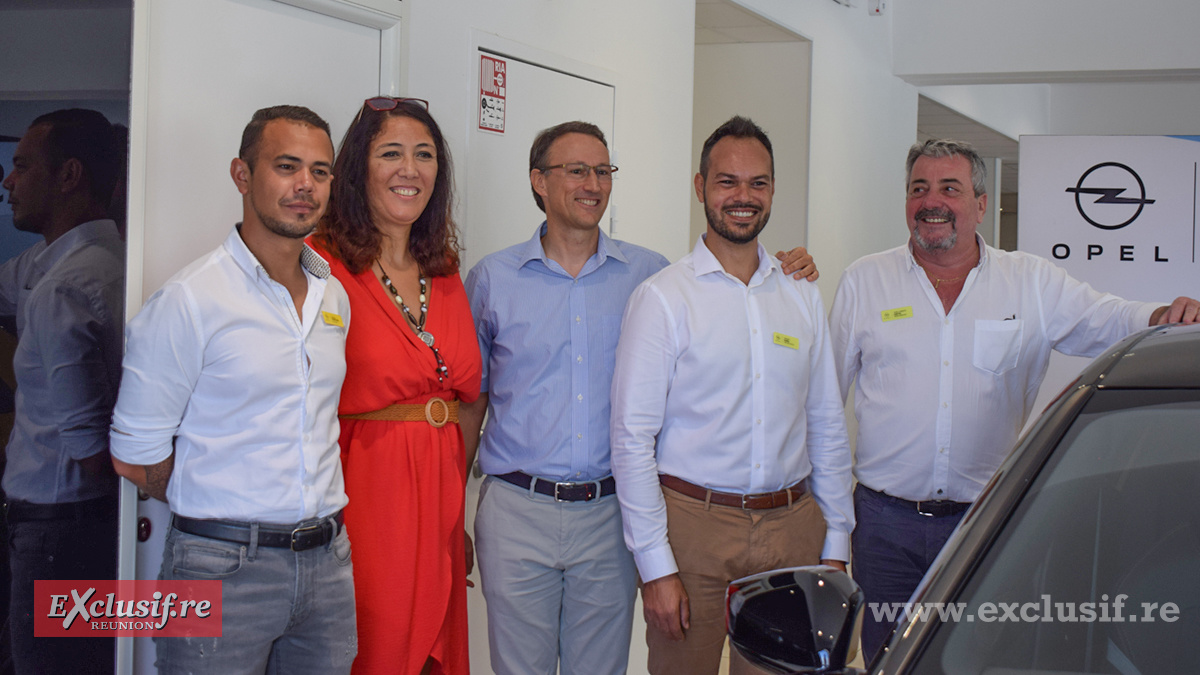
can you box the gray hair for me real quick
[906,139,987,198]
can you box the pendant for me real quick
[419,331,435,347]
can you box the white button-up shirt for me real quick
[611,235,854,583]
[110,227,350,522]
[830,237,1157,503]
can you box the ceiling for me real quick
[695,0,804,44]
[696,0,1020,194]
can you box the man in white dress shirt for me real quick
[829,138,1200,660]
[610,116,854,675]
[109,105,356,674]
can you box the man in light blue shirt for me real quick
[462,121,668,675]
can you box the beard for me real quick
[255,199,320,240]
[911,207,957,252]
[704,200,770,245]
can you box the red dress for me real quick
[318,247,481,675]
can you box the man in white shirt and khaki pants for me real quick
[610,117,855,675]
[110,105,356,674]
[830,138,1200,661]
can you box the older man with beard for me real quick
[829,138,1200,661]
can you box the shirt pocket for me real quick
[973,319,1023,375]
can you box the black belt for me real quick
[495,471,616,502]
[5,495,117,522]
[861,485,970,518]
[171,511,343,552]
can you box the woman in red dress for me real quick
[311,97,481,675]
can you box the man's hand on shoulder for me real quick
[776,247,819,282]
[1150,296,1200,325]
[642,573,690,641]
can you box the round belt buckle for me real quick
[425,397,449,428]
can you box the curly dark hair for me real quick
[314,99,460,276]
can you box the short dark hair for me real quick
[698,116,774,179]
[314,99,460,277]
[906,139,988,197]
[239,105,332,169]
[29,108,121,206]
[528,121,608,212]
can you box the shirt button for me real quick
[937,489,944,495]
[755,373,761,379]
[577,433,583,440]
[752,328,758,334]
[943,360,949,366]
[754,463,761,469]
[575,316,581,323]
[944,319,950,325]
[577,394,583,401]
[940,447,947,454]
[577,355,583,363]
[942,402,948,408]
[756,419,762,425]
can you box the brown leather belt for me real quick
[339,397,458,427]
[659,474,808,510]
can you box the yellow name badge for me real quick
[881,306,913,322]
[321,311,344,327]
[773,332,800,350]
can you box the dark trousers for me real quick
[851,484,965,664]
[7,499,118,675]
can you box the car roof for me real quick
[1078,323,1200,390]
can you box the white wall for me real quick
[691,41,811,257]
[893,0,1200,84]
[919,84,1052,141]
[406,0,698,262]
[732,0,915,303]
[1048,81,1200,135]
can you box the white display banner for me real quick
[1019,135,1200,414]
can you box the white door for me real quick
[125,0,397,671]
[461,47,616,273]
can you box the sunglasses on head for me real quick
[354,97,430,125]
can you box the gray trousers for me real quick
[475,475,638,675]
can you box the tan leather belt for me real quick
[339,397,458,428]
[659,474,808,510]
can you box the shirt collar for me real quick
[517,221,629,272]
[690,233,775,286]
[903,232,991,273]
[33,219,119,273]
[225,224,331,282]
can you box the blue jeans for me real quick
[154,521,356,675]
[852,484,965,664]
[474,476,638,675]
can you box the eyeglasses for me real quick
[538,163,619,182]
[354,96,430,125]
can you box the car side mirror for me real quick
[727,565,863,674]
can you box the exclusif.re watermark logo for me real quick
[35,581,222,637]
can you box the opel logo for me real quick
[1064,162,1155,230]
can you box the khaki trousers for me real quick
[646,484,827,675]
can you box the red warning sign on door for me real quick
[479,54,506,133]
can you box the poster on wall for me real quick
[1019,134,1200,412]
[479,54,507,133]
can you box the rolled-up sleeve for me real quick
[109,283,205,466]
